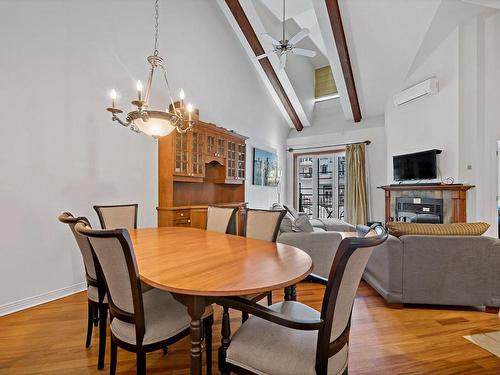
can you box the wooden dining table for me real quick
[129,226,313,375]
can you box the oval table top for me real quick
[129,227,313,296]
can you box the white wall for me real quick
[383,10,500,236]
[458,12,500,236]
[287,100,386,222]
[385,28,460,183]
[0,0,289,313]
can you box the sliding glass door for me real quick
[296,152,345,219]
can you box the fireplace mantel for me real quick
[378,184,475,224]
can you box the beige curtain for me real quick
[345,143,368,225]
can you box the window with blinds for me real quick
[314,65,338,101]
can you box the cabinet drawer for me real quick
[174,218,191,227]
[174,210,191,220]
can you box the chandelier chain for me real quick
[153,0,159,55]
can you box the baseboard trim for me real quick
[0,282,87,317]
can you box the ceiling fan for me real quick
[257,0,317,69]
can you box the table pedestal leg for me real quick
[173,294,206,375]
[218,306,231,375]
[290,284,297,301]
[284,284,297,301]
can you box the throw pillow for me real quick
[283,204,300,219]
[387,222,490,237]
[279,212,295,233]
[293,215,315,233]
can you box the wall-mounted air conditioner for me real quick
[393,77,438,107]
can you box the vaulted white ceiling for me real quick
[218,0,496,130]
[338,0,491,117]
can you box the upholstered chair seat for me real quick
[226,301,348,375]
[111,288,212,346]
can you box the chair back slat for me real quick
[58,212,97,281]
[329,244,373,340]
[245,209,286,242]
[316,227,388,372]
[94,204,138,229]
[206,206,237,234]
[88,236,135,314]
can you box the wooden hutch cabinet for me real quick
[158,117,248,233]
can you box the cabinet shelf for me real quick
[158,120,248,230]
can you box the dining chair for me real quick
[74,221,214,375]
[206,206,238,234]
[58,212,108,370]
[217,226,388,375]
[241,208,287,320]
[93,204,138,229]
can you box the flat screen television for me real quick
[393,149,441,181]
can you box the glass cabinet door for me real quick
[237,143,246,180]
[227,141,236,179]
[191,130,204,176]
[217,138,226,158]
[174,132,189,175]
[206,134,215,156]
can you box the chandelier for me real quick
[106,0,195,139]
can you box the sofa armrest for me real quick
[277,231,343,279]
[363,234,403,303]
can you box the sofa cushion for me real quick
[387,222,490,237]
[310,218,356,232]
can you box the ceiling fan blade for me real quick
[292,48,317,58]
[260,33,279,45]
[279,53,287,69]
[288,28,310,45]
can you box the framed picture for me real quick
[253,147,278,186]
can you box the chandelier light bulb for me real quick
[110,89,117,100]
[187,103,193,121]
[179,89,185,100]
[136,80,143,101]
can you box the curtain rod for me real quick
[286,140,371,153]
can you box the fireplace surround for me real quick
[379,184,474,225]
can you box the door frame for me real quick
[293,149,345,211]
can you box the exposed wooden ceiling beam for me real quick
[224,0,304,131]
[325,0,362,122]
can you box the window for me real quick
[314,66,339,103]
[295,151,345,219]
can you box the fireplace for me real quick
[395,197,443,223]
[379,184,474,224]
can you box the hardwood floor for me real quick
[1,281,500,374]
